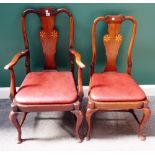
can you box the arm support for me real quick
[70,49,85,69]
[69,48,85,100]
[4,49,29,100]
[4,49,28,70]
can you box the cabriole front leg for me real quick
[9,111,22,144]
[71,110,83,143]
[85,108,98,141]
[138,107,151,141]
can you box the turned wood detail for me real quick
[91,15,137,76]
[22,8,74,70]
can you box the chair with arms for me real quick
[85,15,151,141]
[4,8,85,144]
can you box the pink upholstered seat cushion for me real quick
[89,72,146,102]
[15,71,77,105]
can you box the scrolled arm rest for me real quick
[69,48,85,101]
[69,48,85,69]
[4,49,28,70]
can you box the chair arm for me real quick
[69,48,85,101]
[4,49,28,100]
[4,49,28,70]
[69,49,85,69]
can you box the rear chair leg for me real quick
[9,111,22,144]
[20,112,28,127]
[129,110,140,124]
[138,107,151,141]
[71,110,83,143]
[85,108,98,141]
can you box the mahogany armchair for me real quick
[4,8,85,144]
[85,15,151,141]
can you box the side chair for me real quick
[85,15,151,141]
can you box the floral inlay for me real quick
[40,31,46,38]
[104,35,110,42]
[115,34,122,42]
[40,30,58,39]
[51,30,58,39]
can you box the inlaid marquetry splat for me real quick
[103,15,124,71]
[91,15,137,74]
[39,29,58,69]
[103,29,123,71]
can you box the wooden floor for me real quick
[0,97,155,151]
